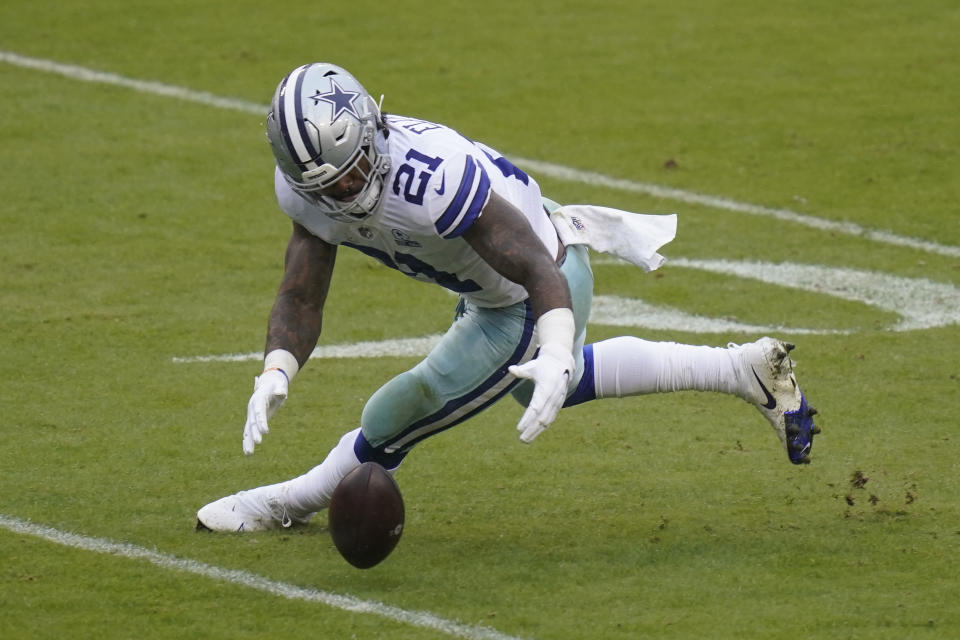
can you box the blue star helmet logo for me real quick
[309,78,362,123]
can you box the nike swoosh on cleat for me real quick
[751,368,777,410]
[434,172,445,195]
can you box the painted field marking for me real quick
[512,157,960,259]
[2,49,958,260]
[172,258,960,363]
[172,334,443,364]
[591,257,960,334]
[0,514,529,640]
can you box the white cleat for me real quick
[196,483,311,532]
[732,337,820,464]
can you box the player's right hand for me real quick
[241,368,289,455]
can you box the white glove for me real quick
[242,368,289,455]
[508,342,575,443]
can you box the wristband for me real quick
[264,349,300,382]
[535,307,575,352]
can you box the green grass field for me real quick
[2,1,958,638]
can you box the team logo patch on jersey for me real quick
[392,229,422,247]
[309,78,361,123]
[571,216,586,231]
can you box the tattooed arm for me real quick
[240,222,335,456]
[464,190,576,442]
[463,190,571,317]
[265,221,337,368]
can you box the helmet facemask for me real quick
[266,64,391,222]
[285,126,389,222]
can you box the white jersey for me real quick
[275,115,559,308]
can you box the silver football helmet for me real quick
[265,63,390,222]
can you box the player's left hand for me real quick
[508,343,575,442]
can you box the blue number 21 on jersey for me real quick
[383,142,530,292]
[392,146,529,207]
[392,150,443,205]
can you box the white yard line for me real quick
[0,50,266,114]
[171,259,960,363]
[172,334,444,363]
[2,49,957,259]
[511,157,960,259]
[0,514,529,640]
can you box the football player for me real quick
[197,63,818,532]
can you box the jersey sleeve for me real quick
[428,151,491,239]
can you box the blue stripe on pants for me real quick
[360,300,537,453]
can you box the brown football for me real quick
[328,462,405,569]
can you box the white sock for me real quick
[283,428,362,513]
[591,337,745,398]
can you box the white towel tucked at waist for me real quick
[550,205,677,272]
